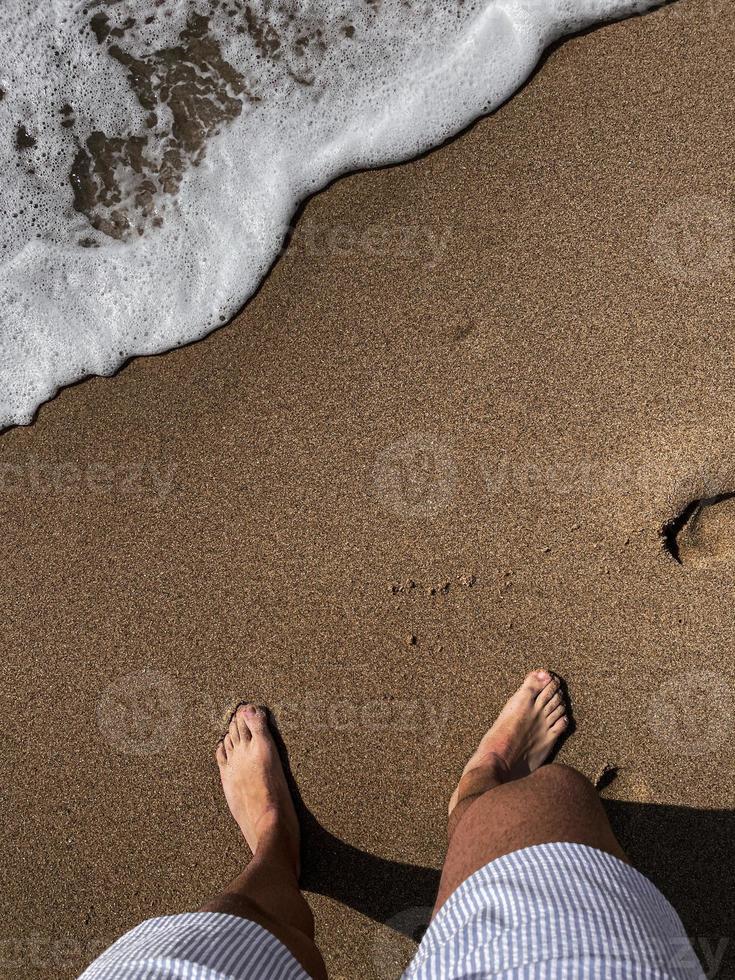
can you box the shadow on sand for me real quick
[296,797,733,975]
[603,800,734,977]
[266,713,732,974]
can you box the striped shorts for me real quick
[79,843,705,979]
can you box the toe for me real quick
[215,741,227,766]
[547,703,566,725]
[235,704,253,740]
[550,715,568,736]
[536,676,560,708]
[543,691,563,715]
[242,704,269,736]
[523,670,551,696]
[228,715,241,744]
[224,733,234,755]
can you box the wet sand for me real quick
[1,1,734,977]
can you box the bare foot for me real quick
[215,704,300,873]
[448,670,568,821]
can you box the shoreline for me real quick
[1,1,734,977]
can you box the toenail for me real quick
[244,704,257,714]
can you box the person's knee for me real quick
[530,763,597,800]
[531,764,620,833]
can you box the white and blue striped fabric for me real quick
[405,844,705,980]
[79,843,704,980]
[78,912,309,980]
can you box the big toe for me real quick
[550,715,569,736]
[523,669,552,697]
[239,703,269,736]
[537,676,561,710]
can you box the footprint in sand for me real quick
[664,492,735,566]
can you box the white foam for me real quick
[0,0,660,428]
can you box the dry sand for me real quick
[1,1,734,977]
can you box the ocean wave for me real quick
[0,0,659,428]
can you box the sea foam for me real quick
[0,0,659,428]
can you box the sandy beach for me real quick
[1,1,734,977]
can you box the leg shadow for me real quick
[267,711,734,970]
[298,810,440,940]
[265,711,440,937]
[604,800,733,978]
